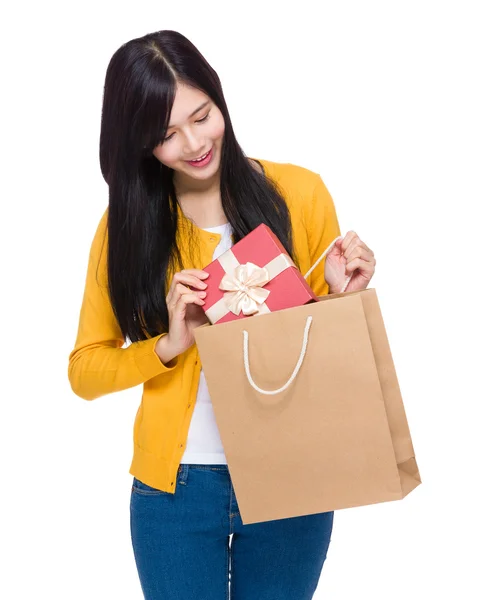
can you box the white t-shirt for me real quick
[180,222,233,465]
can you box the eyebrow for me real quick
[167,100,210,129]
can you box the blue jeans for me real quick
[130,464,334,599]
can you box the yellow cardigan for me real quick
[68,158,341,492]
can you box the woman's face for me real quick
[152,83,225,184]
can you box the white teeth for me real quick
[191,150,209,162]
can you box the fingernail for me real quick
[199,291,207,297]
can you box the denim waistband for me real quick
[178,463,229,473]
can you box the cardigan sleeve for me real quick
[305,174,342,297]
[68,209,178,401]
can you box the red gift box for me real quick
[202,224,318,324]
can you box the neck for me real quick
[173,159,263,228]
[173,167,220,197]
[175,177,224,229]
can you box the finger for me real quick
[167,276,205,307]
[347,247,374,264]
[340,231,358,253]
[346,257,375,277]
[360,241,373,255]
[179,269,210,283]
[327,238,343,256]
[176,283,206,300]
[173,291,206,315]
[180,268,210,278]
[170,272,209,291]
[166,268,210,304]
[166,280,176,305]
[168,283,205,309]
[335,236,346,251]
[346,235,374,258]
[344,235,363,259]
[167,282,190,307]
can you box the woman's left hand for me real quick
[324,231,376,293]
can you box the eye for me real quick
[196,111,211,123]
[163,111,211,143]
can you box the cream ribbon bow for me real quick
[219,262,271,316]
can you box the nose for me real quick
[182,128,205,158]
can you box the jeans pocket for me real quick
[131,465,189,496]
[131,477,172,496]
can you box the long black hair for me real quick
[99,30,296,343]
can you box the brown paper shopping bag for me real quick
[194,288,421,525]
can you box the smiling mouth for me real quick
[186,149,211,162]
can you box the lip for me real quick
[184,147,213,167]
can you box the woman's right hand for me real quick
[155,269,210,364]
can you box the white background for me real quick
[2,1,484,598]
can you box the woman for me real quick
[68,29,376,600]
